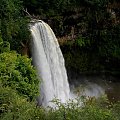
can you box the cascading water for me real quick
[30,20,70,107]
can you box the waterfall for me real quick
[30,20,70,107]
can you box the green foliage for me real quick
[0,0,120,118]
[46,97,120,120]
[0,85,120,120]
[63,44,105,73]
[0,0,30,52]
[98,25,120,58]
[0,52,39,101]
[22,0,120,74]
[112,101,120,119]
[75,36,90,47]
[0,86,46,120]
[0,41,10,53]
[0,36,10,53]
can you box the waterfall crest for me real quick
[30,20,70,107]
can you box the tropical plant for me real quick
[0,52,39,101]
[0,0,30,52]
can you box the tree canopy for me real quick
[0,0,30,52]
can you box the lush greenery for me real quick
[0,0,120,120]
[21,0,120,74]
[1,87,120,120]
[0,0,30,52]
[0,51,39,101]
[0,0,120,74]
[0,0,37,103]
[0,36,40,118]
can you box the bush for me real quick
[0,37,10,53]
[0,86,47,120]
[1,88,120,120]
[46,98,116,120]
[0,52,39,101]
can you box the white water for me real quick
[30,20,70,107]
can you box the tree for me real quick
[0,0,30,52]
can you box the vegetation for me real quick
[0,0,120,120]
[0,0,120,74]
[0,52,39,101]
[21,0,120,74]
[1,88,120,120]
[0,0,30,52]
[0,0,39,99]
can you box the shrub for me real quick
[0,36,10,53]
[46,98,116,120]
[0,86,47,120]
[0,52,39,101]
[1,89,120,120]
